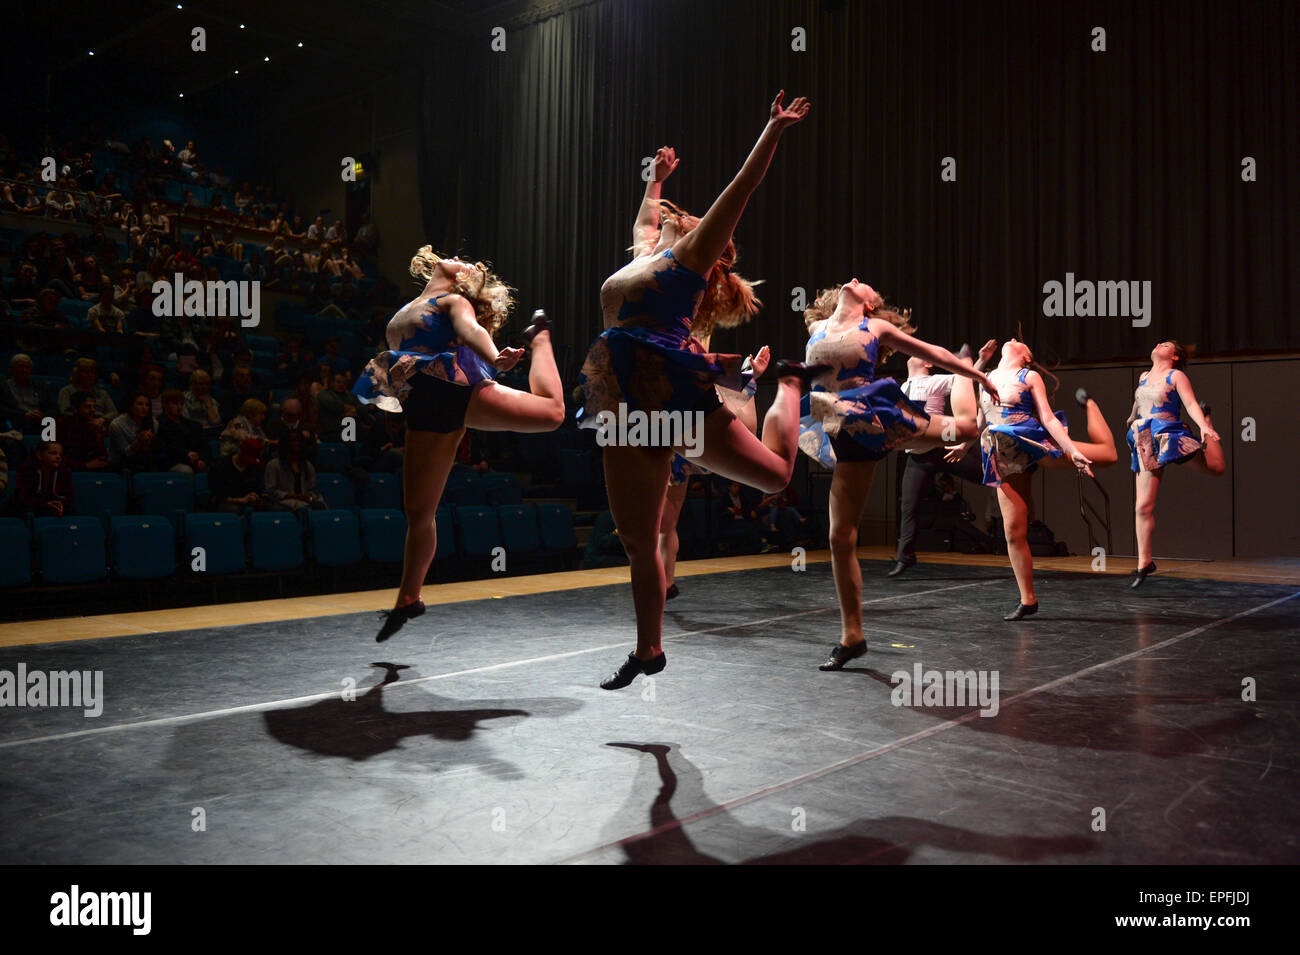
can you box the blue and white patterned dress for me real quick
[353,293,496,413]
[577,249,749,434]
[1126,370,1203,472]
[797,316,930,467]
[979,366,1066,486]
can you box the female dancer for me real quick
[632,148,770,600]
[579,93,813,690]
[356,247,565,641]
[799,283,998,671]
[1126,340,1223,587]
[944,339,1099,621]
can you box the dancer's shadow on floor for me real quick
[263,663,581,766]
[836,666,1257,758]
[603,742,1094,865]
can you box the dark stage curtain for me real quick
[418,0,1298,378]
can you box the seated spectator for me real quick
[140,365,166,418]
[306,215,324,247]
[183,369,222,432]
[243,252,268,281]
[45,181,77,220]
[321,338,351,375]
[57,391,110,471]
[338,246,365,280]
[755,488,810,551]
[287,214,307,241]
[713,480,764,554]
[276,338,313,381]
[316,372,357,441]
[9,264,42,307]
[220,398,269,457]
[220,365,266,421]
[325,219,345,245]
[113,267,137,307]
[126,285,163,338]
[210,438,272,514]
[264,431,325,512]
[57,358,118,420]
[88,285,127,334]
[357,412,405,473]
[353,213,378,253]
[14,441,75,518]
[291,374,321,432]
[107,392,160,472]
[156,389,208,474]
[20,288,72,337]
[1,354,54,434]
[264,398,317,461]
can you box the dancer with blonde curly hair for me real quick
[579,93,817,690]
[356,247,565,641]
[798,280,997,670]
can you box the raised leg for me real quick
[1185,412,1226,476]
[464,330,565,433]
[688,378,801,493]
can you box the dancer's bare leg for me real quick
[605,444,675,659]
[464,330,565,432]
[998,472,1036,606]
[828,460,876,647]
[1043,397,1117,468]
[659,479,689,589]
[1134,468,1162,567]
[1186,411,1226,476]
[397,428,464,607]
[690,378,801,492]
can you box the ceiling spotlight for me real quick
[88,50,94,56]
[239,24,245,29]
[176,3,182,9]
[179,92,184,98]
[264,56,270,62]
[234,69,239,75]
[297,42,303,48]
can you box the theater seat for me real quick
[248,512,303,571]
[308,510,361,567]
[184,513,247,575]
[359,509,406,563]
[110,516,176,580]
[37,519,107,584]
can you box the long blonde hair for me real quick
[802,284,916,363]
[631,200,762,336]
[409,245,514,335]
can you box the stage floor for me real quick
[1,553,1298,864]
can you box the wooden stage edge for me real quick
[2,548,1298,648]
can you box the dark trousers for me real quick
[896,448,984,562]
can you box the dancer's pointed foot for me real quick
[376,599,425,642]
[600,651,666,690]
[514,309,551,348]
[1004,601,1038,621]
[665,583,680,601]
[1130,561,1157,589]
[819,640,868,671]
[887,559,915,578]
[1075,387,1091,407]
[771,360,831,387]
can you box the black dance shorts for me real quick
[405,374,476,433]
[830,431,889,463]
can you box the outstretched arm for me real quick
[444,295,520,371]
[1171,370,1219,441]
[1029,371,1092,476]
[674,92,809,275]
[874,320,999,404]
[633,147,677,254]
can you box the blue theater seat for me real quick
[183,513,247,575]
[454,505,501,558]
[71,472,128,530]
[308,510,361,567]
[535,502,578,552]
[110,516,176,580]
[248,512,303,571]
[37,519,107,584]
[0,518,32,587]
[359,509,406,562]
[361,473,401,510]
[498,505,541,555]
[315,472,355,510]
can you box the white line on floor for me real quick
[0,579,1002,750]
[555,588,1300,864]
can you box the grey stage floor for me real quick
[1,561,1297,864]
